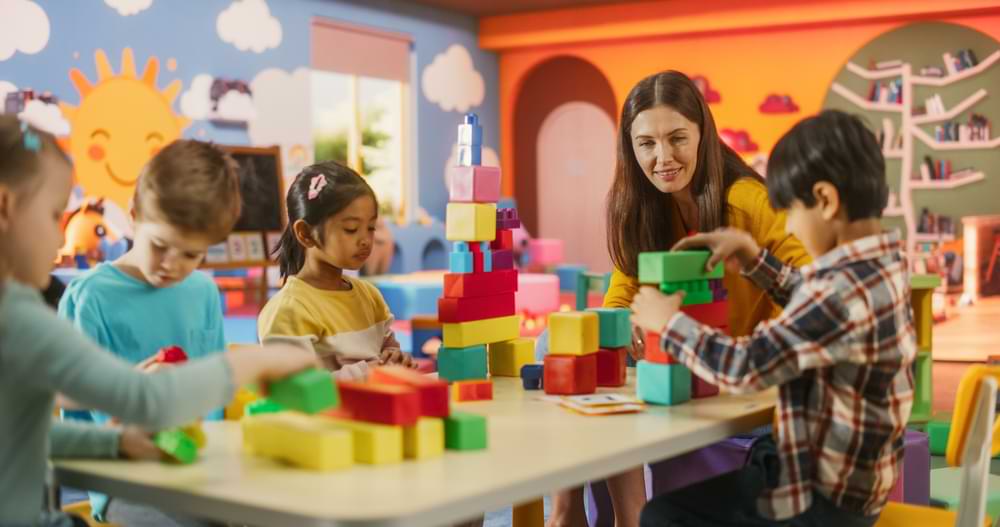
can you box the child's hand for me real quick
[335,361,370,382]
[118,426,161,461]
[225,345,321,393]
[630,286,684,335]
[672,228,761,273]
[627,325,646,361]
[135,355,172,374]
[379,347,416,368]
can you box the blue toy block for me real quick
[521,364,544,390]
[480,242,492,272]
[458,145,481,167]
[587,307,632,348]
[411,327,442,359]
[457,113,483,146]
[449,242,473,274]
[555,265,587,293]
[637,360,690,406]
[373,281,443,320]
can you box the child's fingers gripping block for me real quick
[451,379,493,402]
[369,366,450,418]
[242,413,354,471]
[548,311,599,356]
[521,363,544,390]
[489,337,536,377]
[438,344,489,382]
[587,308,632,348]
[638,251,724,284]
[442,315,520,348]
[268,368,339,414]
[322,413,405,465]
[338,382,420,426]
[445,411,488,451]
[544,353,597,395]
[446,203,497,242]
[637,360,690,406]
[154,429,199,464]
[404,417,445,460]
[596,347,627,387]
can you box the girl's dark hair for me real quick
[274,161,377,279]
[606,70,762,277]
[767,110,888,220]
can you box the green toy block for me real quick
[910,274,942,291]
[246,398,285,416]
[931,467,1000,519]
[587,307,631,348]
[445,411,487,450]
[659,280,714,305]
[268,368,338,414]
[638,251,724,285]
[636,360,690,406]
[438,345,488,382]
[928,419,950,455]
[909,351,933,423]
[154,429,198,464]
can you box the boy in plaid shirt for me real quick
[631,110,916,526]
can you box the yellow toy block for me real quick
[446,203,497,242]
[403,417,444,460]
[489,338,536,377]
[225,386,259,420]
[242,413,353,471]
[912,288,933,349]
[181,422,206,449]
[548,311,599,356]
[443,315,520,348]
[324,416,404,465]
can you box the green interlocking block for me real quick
[637,360,690,406]
[438,345,488,382]
[659,280,714,305]
[445,411,487,450]
[587,307,631,348]
[639,251,724,285]
[909,351,933,423]
[246,398,285,416]
[268,368,338,414]
[928,419,950,455]
[154,429,198,464]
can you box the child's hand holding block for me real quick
[154,345,188,364]
[154,429,199,464]
[267,367,338,414]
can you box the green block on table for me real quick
[246,398,285,416]
[639,251,723,284]
[928,420,950,455]
[931,467,1000,519]
[587,307,631,348]
[154,429,198,464]
[637,360,690,406]
[445,412,487,450]
[268,368,338,414]
[438,345,488,382]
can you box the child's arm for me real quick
[378,318,415,368]
[49,421,160,460]
[631,278,851,394]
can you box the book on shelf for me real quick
[868,79,902,104]
[933,113,991,143]
[943,52,958,76]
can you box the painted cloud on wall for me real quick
[248,67,312,180]
[0,0,50,61]
[719,129,759,153]
[180,74,214,120]
[181,73,257,122]
[19,99,70,136]
[0,81,17,103]
[104,0,153,16]
[217,0,283,53]
[422,44,484,113]
[759,94,799,113]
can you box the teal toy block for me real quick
[268,368,338,414]
[587,307,631,348]
[555,265,587,292]
[438,344,488,382]
[246,398,285,416]
[637,360,690,406]
[928,419,949,455]
[449,242,473,273]
[910,351,932,423]
[155,429,198,464]
[638,251,724,285]
[445,411,487,450]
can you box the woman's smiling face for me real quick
[630,104,700,195]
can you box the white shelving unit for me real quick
[832,49,998,265]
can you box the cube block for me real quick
[449,243,474,273]
[637,360,690,405]
[404,417,445,460]
[268,368,338,414]
[587,307,632,348]
[491,229,513,251]
[323,414,404,465]
[492,249,514,270]
[338,381,420,426]
[445,412,488,450]
[691,372,719,398]
[548,311,599,356]
[928,420,950,456]
[438,344,489,382]
[442,315,520,348]
[155,429,199,464]
[521,363,544,390]
[446,203,497,242]
[528,239,564,266]
[910,350,933,423]
[544,353,597,395]
[596,347,627,387]
[644,331,676,364]
[638,251,724,284]
[489,337,536,377]
[449,165,501,203]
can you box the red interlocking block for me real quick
[451,379,493,402]
[338,381,420,426]
[681,300,729,329]
[155,345,188,364]
[369,366,449,418]
[438,293,516,323]
[596,347,627,387]
[691,372,719,398]
[443,269,518,298]
[543,353,597,395]
[644,331,676,364]
[491,230,513,251]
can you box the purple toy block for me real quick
[649,436,754,496]
[496,208,521,230]
[492,249,514,270]
[904,429,930,505]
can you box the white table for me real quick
[54,374,775,526]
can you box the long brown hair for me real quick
[606,70,761,276]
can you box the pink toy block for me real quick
[528,239,564,267]
[514,273,560,315]
[449,165,501,203]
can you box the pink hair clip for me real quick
[308,174,327,200]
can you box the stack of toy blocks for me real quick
[544,311,599,395]
[908,274,939,423]
[439,113,523,399]
[587,307,631,387]
[636,251,727,405]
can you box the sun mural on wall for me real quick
[60,48,190,212]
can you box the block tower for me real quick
[438,114,532,390]
[635,251,729,405]
[909,273,940,423]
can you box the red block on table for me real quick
[338,381,420,426]
[438,293,516,323]
[452,379,493,401]
[492,250,514,270]
[596,347,627,387]
[644,331,676,364]
[443,270,518,298]
[155,345,188,364]
[544,354,597,395]
[491,230,513,251]
[691,372,719,398]
[681,300,729,329]
[369,366,449,418]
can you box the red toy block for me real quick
[155,345,188,364]
[338,381,420,426]
[491,230,513,251]
[410,315,442,330]
[413,358,436,373]
[492,250,514,270]
[369,366,449,418]
[680,300,729,328]
[438,293,516,323]
[451,379,493,402]
[644,331,676,364]
[443,269,518,298]
[691,372,719,398]
[543,354,597,395]
[596,347,627,387]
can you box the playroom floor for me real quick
[931,295,1000,362]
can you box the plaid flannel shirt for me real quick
[661,231,916,519]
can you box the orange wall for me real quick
[482,1,1000,196]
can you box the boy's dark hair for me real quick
[133,140,241,243]
[274,161,377,280]
[767,110,888,220]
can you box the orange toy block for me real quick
[451,379,494,402]
[644,331,676,364]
